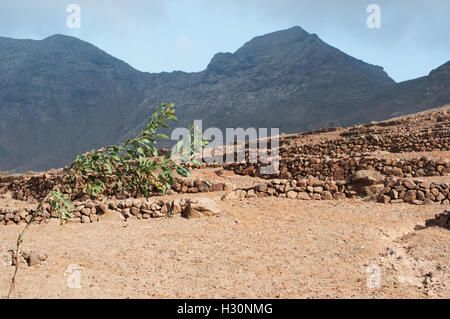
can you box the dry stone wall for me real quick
[1,175,449,226]
[0,173,230,202]
[379,178,450,205]
[0,197,210,226]
[280,127,449,157]
[226,156,450,181]
[222,177,449,205]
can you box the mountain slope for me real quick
[0,34,149,171]
[0,27,449,171]
[347,61,450,123]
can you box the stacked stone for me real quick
[223,179,348,201]
[279,129,449,157]
[227,155,449,181]
[378,178,450,205]
[0,198,188,225]
[0,173,228,202]
[0,206,35,226]
[71,197,188,223]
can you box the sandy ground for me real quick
[1,194,448,299]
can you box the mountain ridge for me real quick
[0,26,449,172]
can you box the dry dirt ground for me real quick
[1,192,449,299]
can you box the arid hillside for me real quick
[0,106,449,299]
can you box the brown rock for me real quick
[171,200,183,215]
[403,190,417,202]
[81,215,91,223]
[419,181,431,189]
[379,195,391,203]
[297,192,310,200]
[27,252,47,267]
[222,192,238,200]
[403,180,416,190]
[321,191,333,200]
[287,191,297,199]
[246,189,257,198]
[351,170,385,186]
[182,198,220,219]
[98,203,108,213]
[98,209,125,222]
[389,189,398,199]
[313,186,323,193]
[311,193,321,200]
[130,207,140,216]
[333,192,346,200]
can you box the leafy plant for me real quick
[171,122,210,167]
[8,103,197,298]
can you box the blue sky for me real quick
[1,0,449,82]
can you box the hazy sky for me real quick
[1,0,449,82]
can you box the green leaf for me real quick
[156,133,169,140]
[176,166,191,177]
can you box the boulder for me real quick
[349,170,386,197]
[97,209,125,222]
[182,198,221,219]
[350,170,385,186]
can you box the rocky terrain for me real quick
[1,26,449,172]
[0,106,449,299]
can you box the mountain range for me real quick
[0,26,449,172]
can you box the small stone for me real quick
[182,198,220,219]
[321,191,333,200]
[403,180,416,190]
[98,209,125,222]
[403,190,417,202]
[97,203,108,213]
[246,189,257,198]
[297,192,310,200]
[313,186,323,193]
[333,192,346,200]
[419,181,431,189]
[379,195,391,203]
[287,191,297,199]
[27,252,47,267]
[222,192,238,200]
[80,208,91,216]
[81,215,91,223]
[130,207,140,215]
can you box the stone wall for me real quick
[1,176,449,226]
[0,172,231,202]
[222,177,450,205]
[225,156,450,181]
[222,178,349,201]
[379,178,450,205]
[279,127,449,157]
[0,197,200,226]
